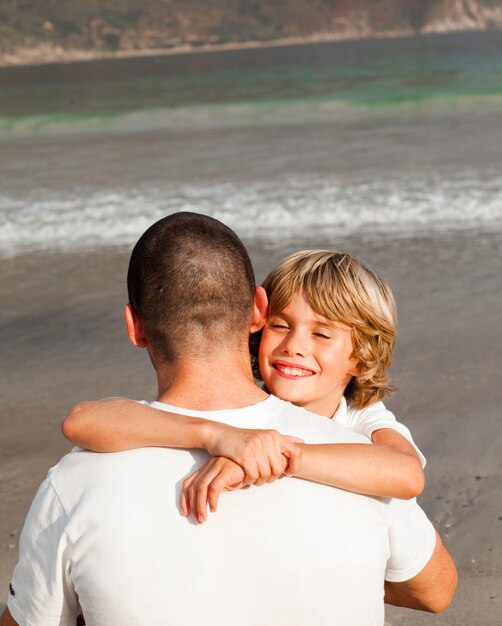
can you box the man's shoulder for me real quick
[48,446,198,499]
[269,397,370,445]
[40,447,206,538]
[46,448,117,499]
[51,445,195,477]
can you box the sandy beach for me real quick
[1,228,501,623]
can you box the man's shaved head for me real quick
[127,212,256,363]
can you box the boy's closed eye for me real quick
[269,320,289,330]
[313,330,332,339]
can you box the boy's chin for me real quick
[273,389,310,407]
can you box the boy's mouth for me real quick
[272,362,315,379]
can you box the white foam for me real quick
[1,172,501,257]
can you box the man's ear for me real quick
[124,304,148,348]
[250,286,268,333]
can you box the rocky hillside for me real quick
[1,0,501,66]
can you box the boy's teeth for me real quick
[279,365,311,377]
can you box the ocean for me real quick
[1,30,502,256]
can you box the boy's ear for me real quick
[349,359,361,377]
[124,304,148,348]
[250,286,268,333]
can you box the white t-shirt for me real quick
[334,396,427,467]
[8,395,435,626]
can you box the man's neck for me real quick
[155,354,268,411]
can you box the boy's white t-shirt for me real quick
[334,396,426,467]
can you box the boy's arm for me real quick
[63,398,223,452]
[180,456,247,523]
[182,431,424,522]
[384,530,457,612]
[291,429,425,499]
[62,398,302,483]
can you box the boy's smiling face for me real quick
[258,291,358,418]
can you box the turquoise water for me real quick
[1,31,502,126]
[1,30,501,255]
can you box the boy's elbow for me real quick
[396,476,424,500]
[400,460,425,499]
[61,402,91,443]
[408,471,425,499]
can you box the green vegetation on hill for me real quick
[0,0,500,64]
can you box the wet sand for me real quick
[1,228,502,624]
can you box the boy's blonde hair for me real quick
[257,250,397,409]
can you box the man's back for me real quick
[8,396,435,626]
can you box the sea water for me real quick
[1,30,501,256]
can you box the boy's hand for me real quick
[180,456,246,523]
[180,450,291,523]
[204,424,303,484]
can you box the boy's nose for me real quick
[281,332,308,357]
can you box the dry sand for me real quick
[1,229,501,623]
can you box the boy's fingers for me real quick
[187,485,195,520]
[268,451,286,482]
[196,480,209,523]
[283,445,302,475]
[207,485,220,513]
[207,478,225,513]
[254,453,271,485]
[207,463,245,512]
[188,478,202,522]
[179,491,188,516]
[180,475,196,516]
[242,460,259,485]
[194,462,224,522]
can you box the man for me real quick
[1,212,456,626]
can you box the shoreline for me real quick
[1,26,499,70]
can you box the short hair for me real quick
[127,212,256,363]
[252,250,397,409]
